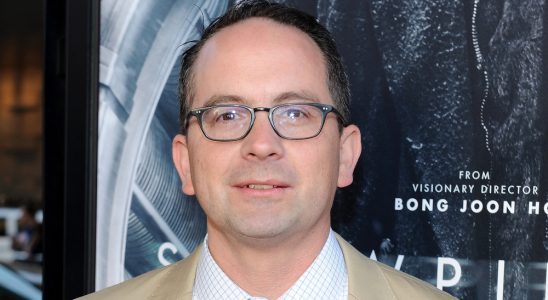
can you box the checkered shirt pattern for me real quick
[192,229,348,300]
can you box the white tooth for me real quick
[248,184,275,190]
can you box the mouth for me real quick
[246,184,278,190]
[235,181,290,191]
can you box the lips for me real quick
[232,180,291,199]
[235,180,290,190]
[246,184,277,190]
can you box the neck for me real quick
[206,223,331,299]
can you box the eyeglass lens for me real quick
[199,104,326,140]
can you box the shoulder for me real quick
[76,245,202,300]
[335,234,456,300]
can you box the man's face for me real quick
[173,18,360,242]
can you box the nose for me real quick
[240,113,284,160]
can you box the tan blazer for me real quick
[79,234,455,299]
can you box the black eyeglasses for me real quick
[186,103,345,141]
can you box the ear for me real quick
[172,134,196,195]
[337,124,362,188]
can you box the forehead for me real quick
[191,17,330,107]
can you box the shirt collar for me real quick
[193,229,348,300]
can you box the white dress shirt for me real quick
[192,229,348,300]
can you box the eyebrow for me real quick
[202,95,245,107]
[202,90,320,107]
[273,91,319,104]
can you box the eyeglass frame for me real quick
[185,102,348,142]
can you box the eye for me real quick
[282,107,309,120]
[209,107,248,124]
[287,110,303,119]
[217,111,238,122]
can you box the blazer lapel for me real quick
[151,244,203,299]
[336,234,396,300]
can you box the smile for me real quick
[246,184,277,190]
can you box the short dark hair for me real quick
[178,0,350,134]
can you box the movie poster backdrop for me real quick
[97,0,548,299]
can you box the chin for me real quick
[232,219,295,240]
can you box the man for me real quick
[81,1,455,299]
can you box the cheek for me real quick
[188,154,220,213]
[190,153,217,190]
[188,141,235,192]
[294,139,340,185]
[188,144,214,195]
